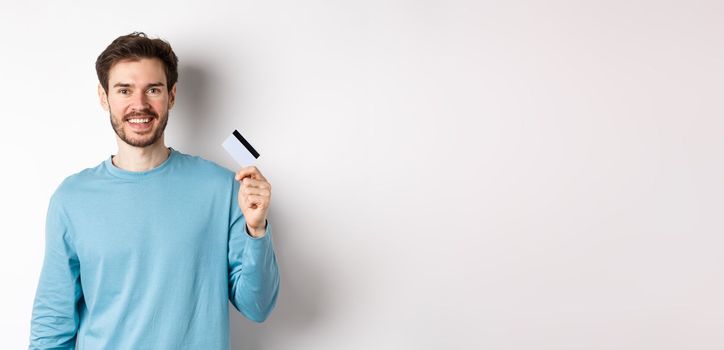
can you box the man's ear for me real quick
[168,83,177,110]
[98,84,109,111]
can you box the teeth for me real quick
[128,118,150,123]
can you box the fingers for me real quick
[241,185,271,197]
[235,166,267,181]
[240,177,270,189]
[236,166,271,212]
[242,194,269,209]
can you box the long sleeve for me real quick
[227,179,280,322]
[29,194,83,349]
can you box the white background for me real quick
[2,0,723,349]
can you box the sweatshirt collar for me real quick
[104,147,176,180]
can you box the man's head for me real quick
[95,32,179,148]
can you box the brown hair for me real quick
[95,32,179,93]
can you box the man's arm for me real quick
[29,194,83,349]
[228,179,280,322]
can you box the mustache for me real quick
[124,109,159,120]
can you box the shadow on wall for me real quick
[230,213,327,350]
[172,63,214,156]
[175,63,327,350]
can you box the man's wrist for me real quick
[246,220,268,238]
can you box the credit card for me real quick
[222,129,260,166]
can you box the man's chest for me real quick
[67,183,230,265]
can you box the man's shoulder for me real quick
[50,160,106,203]
[51,149,237,201]
[172,149,235,180]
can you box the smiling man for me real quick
[28,32,280,349]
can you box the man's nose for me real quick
[130,92,150,111]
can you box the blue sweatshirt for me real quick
[29,148,280,349]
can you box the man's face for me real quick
[98,58,176,148]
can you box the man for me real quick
[29,32,280,349]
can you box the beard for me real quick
[109,108,169,148]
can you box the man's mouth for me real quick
[125,115,155,129]
[127,117,152,124]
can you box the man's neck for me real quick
[112,138,171,172]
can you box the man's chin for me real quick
[121,134,161,148]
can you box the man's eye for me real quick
[148,88,160,94]
[119,89,129,95]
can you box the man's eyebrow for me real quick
[111,82,166,88]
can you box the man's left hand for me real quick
[235,166,272,237]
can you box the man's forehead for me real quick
[108,58,167,84]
